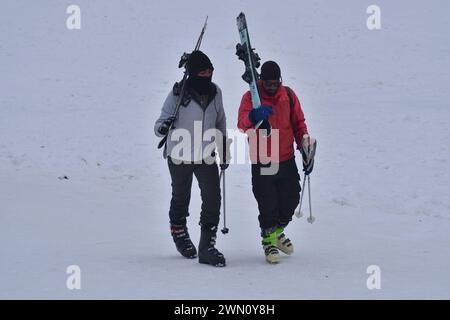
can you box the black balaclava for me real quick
[187,50,214,95]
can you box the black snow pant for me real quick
[251,158,301,233]
[167,157,221,227]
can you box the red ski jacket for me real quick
[238,81,308,163]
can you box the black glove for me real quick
[158,116,176,135]
[219,137,232,171]
[302,153,314,175]
[300,134,317,175]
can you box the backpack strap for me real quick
[284,86,295,125]
[284,86,294,110]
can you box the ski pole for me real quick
[220,169,229,234]
[306,175,315,224]
[295,173,307,218]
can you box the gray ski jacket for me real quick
[154,83,227,163]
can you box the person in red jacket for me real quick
[238,61,315,264]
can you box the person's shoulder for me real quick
[172,80,185,96]
[237,90,252,106]
[283,85,298,96]
[212,82,221,94]
[164,86,176,101]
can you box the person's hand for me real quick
[158,116,176,135]
[219,137,232,171]
[249,106,273,126]
[300,134,317,175]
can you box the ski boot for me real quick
[198,224,226,267]
[276,227,294,255]
[170,222,197,259]
[262,229,280,264]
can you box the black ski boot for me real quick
[198,224,226,267]
[170,223,197,259]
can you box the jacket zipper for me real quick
[194,96,210,162]
[200,109,205,161]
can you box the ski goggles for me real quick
[263,80,281,90]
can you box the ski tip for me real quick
[237,12,246,22]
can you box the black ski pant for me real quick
[167,157,221,227]
[251,158,301,233]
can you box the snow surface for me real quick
[1,0,450,299]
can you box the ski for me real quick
[157,16,208,149]
[235,12,271,136]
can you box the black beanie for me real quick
[187,50,214,76]
[260,61,281,81]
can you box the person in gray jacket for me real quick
[154,51,229,267]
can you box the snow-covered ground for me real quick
[1,0,449,299]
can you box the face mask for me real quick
[188,75,212,95]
